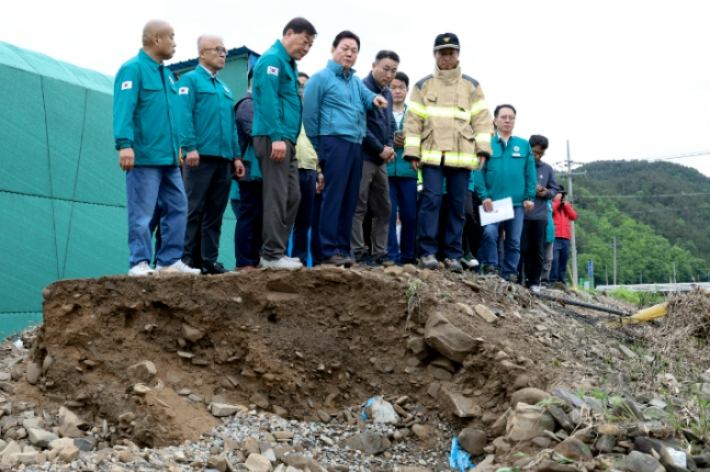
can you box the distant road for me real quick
[598,283,710,293]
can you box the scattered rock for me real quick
[510,387,551,408]
[282,453,327,472]
[458,428,486,456]
[411,424,429,440]
[129,360,157,381]
[245,453,272,472]
[424,312,481,363]
[211,403,240,417]
[547,405,575,433]
[506,402,556,441]
[619,450,666,472]
[473,305,499,324]
[596,434,617,453]
[553,437,593,462]
[181,324,205,342]
[445,392,481,418]
[207,455,227,472]
[25,363,40,385]
[27,428,58,448]
[407,338,430,360]
[340,431,388,455]
[250,393,270,409]
[58,445,80,463]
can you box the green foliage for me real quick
[574,161,710,284]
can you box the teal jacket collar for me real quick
[196,64,218,80]
[327,59,356,79]
[138,49,162,71]
[271,39,294,63]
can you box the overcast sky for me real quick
[3,0,710,177]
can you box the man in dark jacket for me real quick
[519,134,558,291]
[351,50,399,267]
[234,69,263,271]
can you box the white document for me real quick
[479,197,515,226]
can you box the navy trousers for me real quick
[387,177,418,263]
[311,192,324,265]
[417,165,469,260]
[551,237,572,283]
[318,136,362,260]
[291,169,317,265]
[234,180,263,268]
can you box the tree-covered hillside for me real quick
[568,161,710,284]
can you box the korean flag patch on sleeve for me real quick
[179,87,189,95]
[121,81,133,90]
[267,66,279,76]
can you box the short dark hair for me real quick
[283,17,317,37]
[333,30,360,50]
[298,71,310,79]
[247,68,253,83]
[529,135,549,150]
[393,72,409,88]
[375,50,400,64]
[494,104,517,118]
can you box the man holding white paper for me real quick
[474,104,536,281]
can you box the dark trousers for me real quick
[418,165,469,260]
[235,180,263,268]
[519,219,547,286]
[551,238,572,284]
[254,137,300,261]
[291,169,317,265]
[463,190,483,260]
[182,156,232,267]
[318,136,362,259]
[311,192,324,265]
[387,177,417,263]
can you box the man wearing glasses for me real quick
[475,104,537,282]
[351,50,399,267]
[178,35,243,274]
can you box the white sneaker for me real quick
[259,257,303,270]
[128,261,156,277]
[530,285,541,293]
[156,260,201,274]
[285,256,302,263]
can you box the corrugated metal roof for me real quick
[167,45,260,72]
[0,42,114,94]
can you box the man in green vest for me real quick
[178,35,242,274]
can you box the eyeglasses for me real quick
[206,47,228,54]
[390,85,407,91]
[497,115,516,121]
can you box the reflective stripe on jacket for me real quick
[403,65,494,170]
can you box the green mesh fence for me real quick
[0,42,250,336]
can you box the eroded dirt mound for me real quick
[29,267,566,447]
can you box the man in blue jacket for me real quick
[386,72,417,266]
[178,35,242,275]
[252,17,317,270]
[113,20,199,276]
[303,31,389,267]
[350,50,399,268]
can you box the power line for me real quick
[576,191,710,199]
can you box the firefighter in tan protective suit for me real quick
[404,32,494,272]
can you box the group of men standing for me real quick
[113,17,576,289]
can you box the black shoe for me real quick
[323,255,354,267]
[202,261,231,275]
[443,258,463,273]
[375,255,395,267]
[358,253,381,268]
[507,274,519,283]
[483,265,498,277]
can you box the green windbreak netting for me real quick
[0,42,247,336]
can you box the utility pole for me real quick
[613,235,617,286]
[673,262,676,284]
[605,266,609,286]
[566,140,578,288]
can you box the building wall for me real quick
[0,45,252,337]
